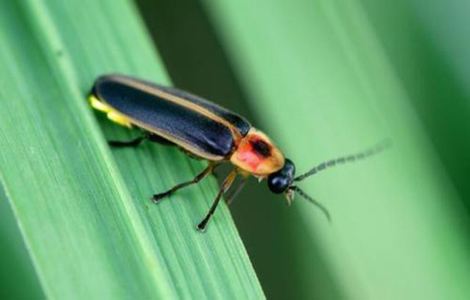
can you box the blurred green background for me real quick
[2,0,470,299]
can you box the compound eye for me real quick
[267,174,289,194]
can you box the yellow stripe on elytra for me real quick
[89,95,132,128]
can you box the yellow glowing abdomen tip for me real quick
[89,95,132,128]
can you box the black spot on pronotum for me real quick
[251,139,271,157]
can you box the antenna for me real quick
[294,140,391,182]
[290,186,331,222]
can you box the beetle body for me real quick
[90,75,284,177]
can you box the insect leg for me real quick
[197,169,237,231]
[225,178,247,206]
[152,164,216,203]
[108,132,150,148]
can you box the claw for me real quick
[151,193,168,204]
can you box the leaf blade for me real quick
[0,0,264,298]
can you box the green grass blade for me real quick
[0,184,44,299]
[0,0,263,298]
[203,0,470,299]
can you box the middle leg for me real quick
[152,163,216,203]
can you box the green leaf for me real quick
[0,0,263,298]
[203,0,470,299]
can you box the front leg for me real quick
[197,169,238,231]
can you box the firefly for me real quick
[89,74,388,231]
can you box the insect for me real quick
[89,74,388,231]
